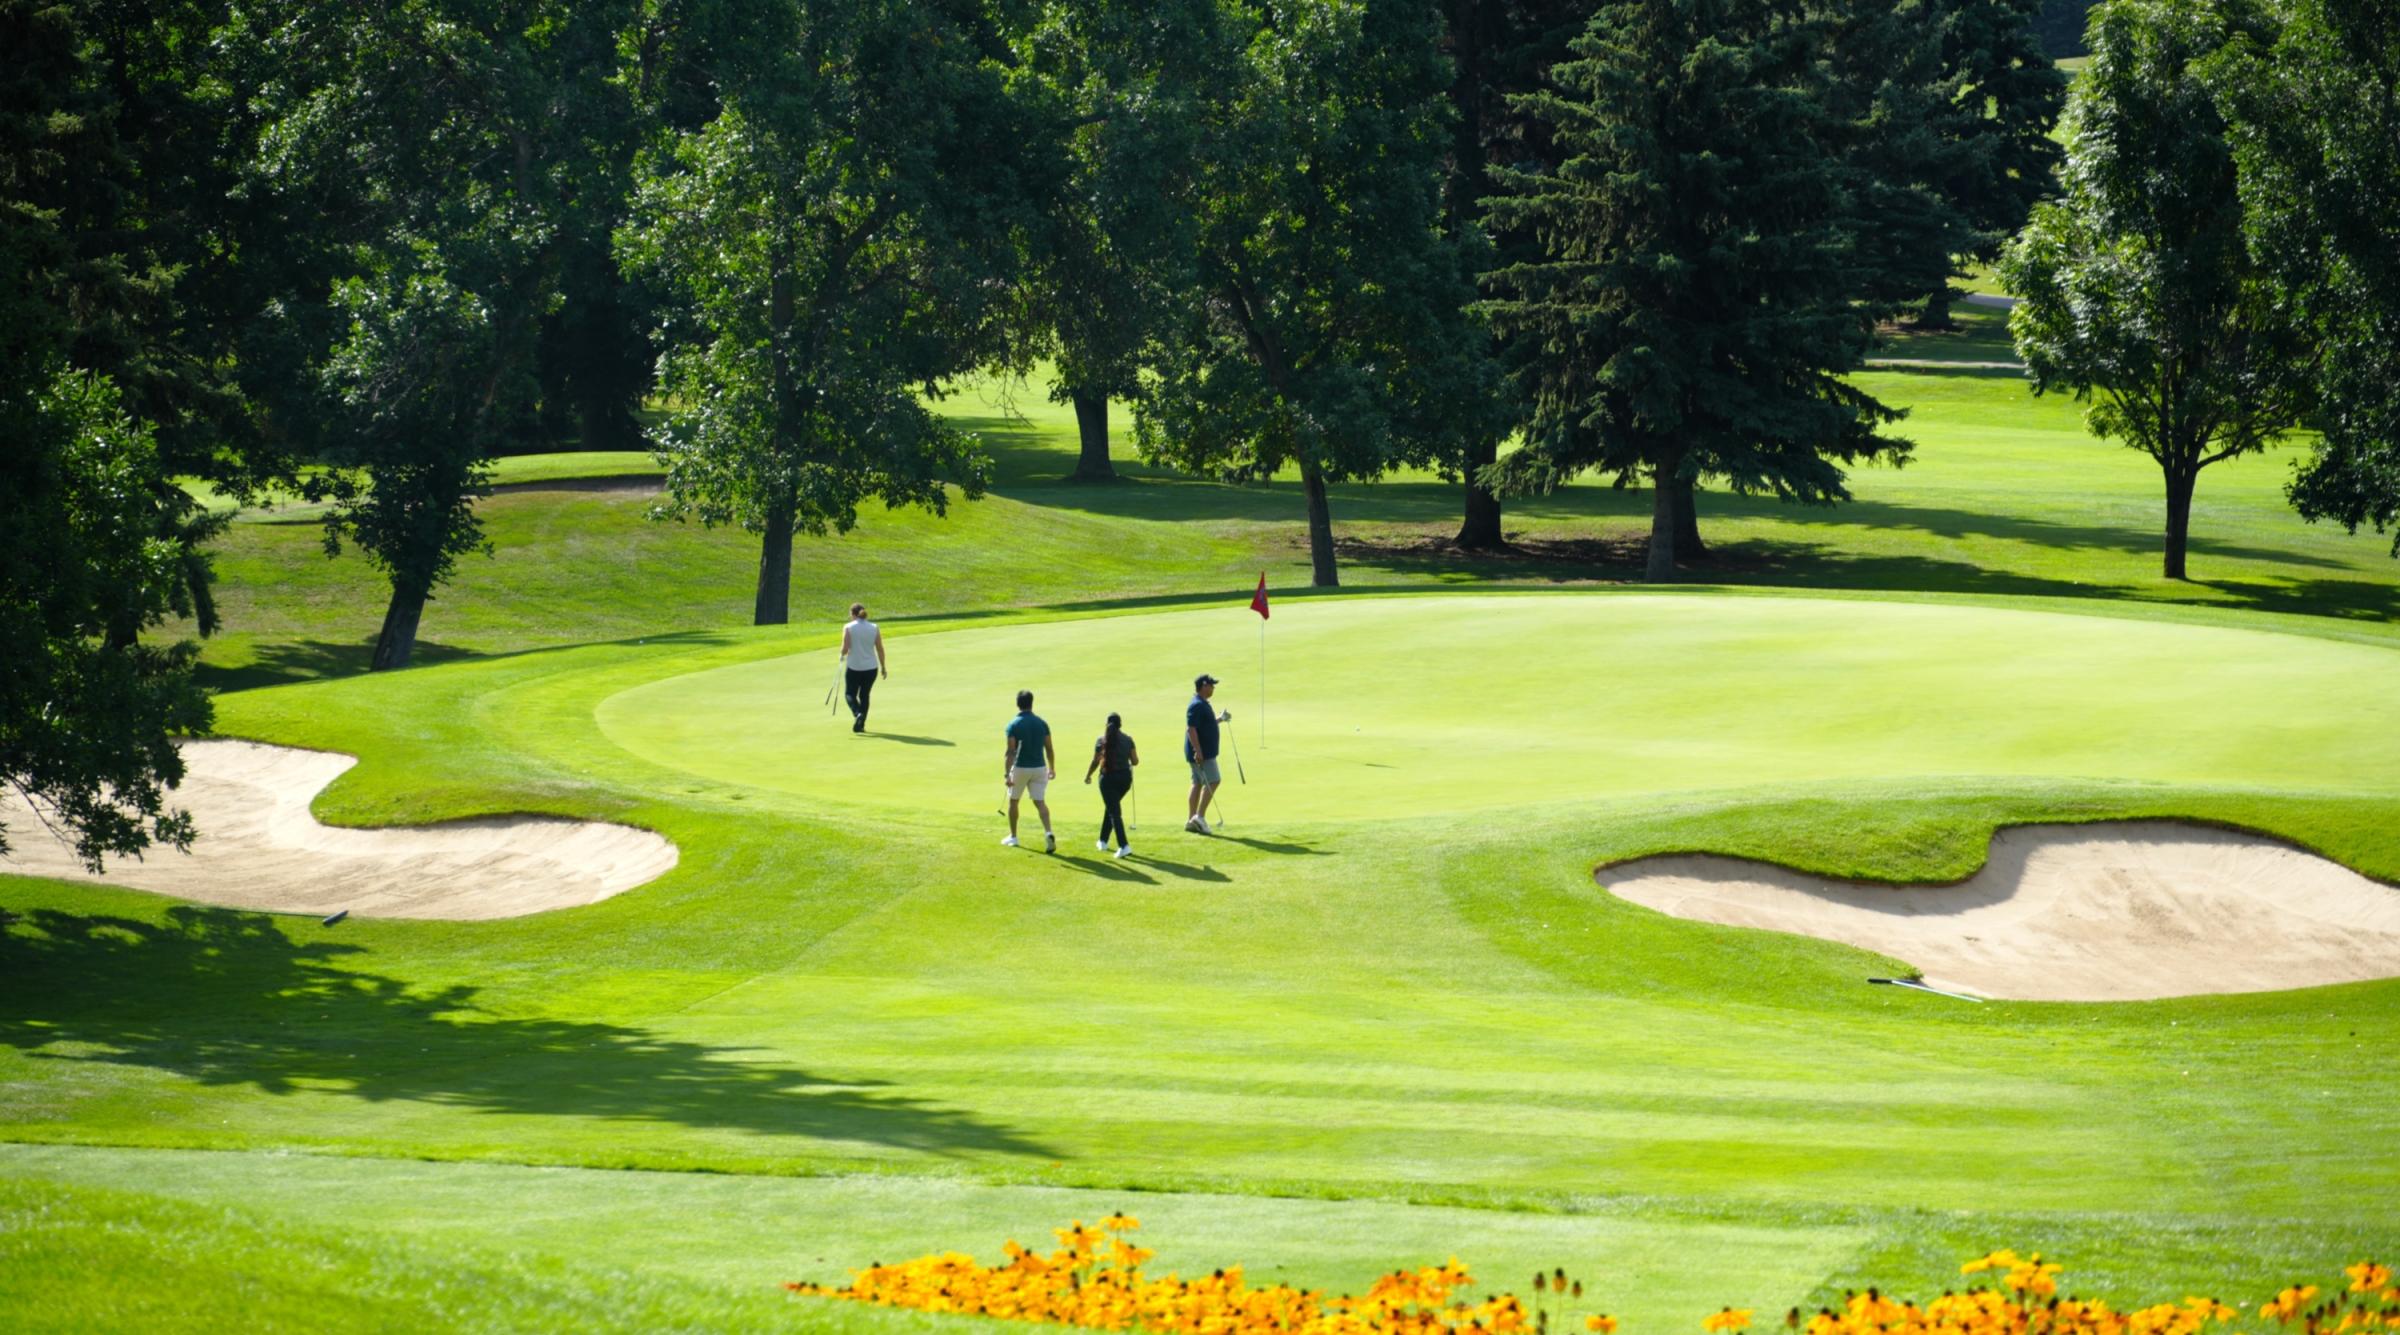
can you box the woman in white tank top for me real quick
[840,604,886,731]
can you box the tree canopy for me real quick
[1135,0,1502,588]
[2212,0,2400,555]
[2002,0,2312,580]
[617,0,1048,623]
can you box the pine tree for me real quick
[1482,0,1906,582]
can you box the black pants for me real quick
[1098,773,1132,846]
[845,668,878,722]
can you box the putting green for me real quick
[595,594,2400,823]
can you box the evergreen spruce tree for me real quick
[1442,0,1587,549]
[1482,0,1906,582]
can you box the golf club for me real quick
[825,669,842,716]
[1219,708,1246,783]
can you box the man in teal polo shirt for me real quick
[1003,689,1057,853]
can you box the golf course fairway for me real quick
[7,590,2399,1328]
[596,594,2400,820]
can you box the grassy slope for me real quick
[8,360,2400,1329]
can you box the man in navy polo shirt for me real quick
[1184,674,1221,834]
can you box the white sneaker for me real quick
[1114,846,1130,859]
[1185,816,1205,833]
[1001,835,1019,847]
[1097,840,1110,852]
[1044,830,1057,854]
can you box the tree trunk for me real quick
[371,580,429,671]
[754,502,795,625]
[1069,388,1115,481]
[1915,287,1958,331]
[1300,456,1339,588]
[1646,459,1681,583]
[1671,472,1707,562]
[2163,464,2196,580]
[1454,436,1504,549]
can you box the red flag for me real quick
[1249,572,1270,620]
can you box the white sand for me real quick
[1598,822,2400,1001]
[1,740,677,920]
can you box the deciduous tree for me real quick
[245,0,640,667]
[1137,0,1501,588]
[618,0,1044,623]
[1013,0,1224,483]
[2211,0,2400,554]
[1,0,211,866]
[2002,0,2311,580]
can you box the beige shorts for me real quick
[1007,766,1050,801]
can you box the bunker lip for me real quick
[0,739,678,921]
[1597,820,2400,1003]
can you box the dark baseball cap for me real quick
[1194,673,1219,688]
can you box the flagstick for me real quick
[1259,615,1266,750]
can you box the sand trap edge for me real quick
[1593,819,2400,1003]
[0,738,680,922]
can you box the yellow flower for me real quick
[1705,1307,1756,1333]
[2347,1263,2392,1295]
[1590,1316,1621,1333]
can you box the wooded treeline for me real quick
[6,0,2397,864]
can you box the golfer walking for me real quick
[1083,712,1138,859]
[1185,674,1222,833]
[1003,689,1057,853]
[839,603,887,733]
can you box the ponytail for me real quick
[1102,713,1123,773]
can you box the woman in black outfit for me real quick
[1082,712,1139,858]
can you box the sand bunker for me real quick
[1599,822,2400,1001]
[2,740,677,920]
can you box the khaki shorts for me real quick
[1188,756,1221,785]
[1007,766,1050,800]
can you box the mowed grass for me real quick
[181,364,2400,691]
[591,595,2400,824]
[7,356,2399,1329]
[7,591,2400,1328]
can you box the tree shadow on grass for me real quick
[0,906,1052,1160]
[196,638,480,693]
[854,733,955,748]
